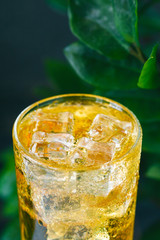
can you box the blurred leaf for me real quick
[113,0,139,44]
[46,0,68,13]
[95,89,160,153]
[0,147,18,219]
[102,89,160,122]
[142,121,160,154]
[140,14,160,32]
[138,153,160,201]
[140,152,160,181]
[138,44,160,89]
[1,219,20,240]
[138,176,160,202]
[140,220,160,240]
[0,148,15,171]
[139,152,160,177]
[0,171,16,198]
[139,8,160,57]
[69,0,133,59]
[146,163,160,180]
[0,149,17,202]
[45,59,92,94]
[65,42,140,90]
[4,193,18,216]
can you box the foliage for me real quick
[146,163,160,180]
[64,42,142,90]
[0,148,20,239]
[1,0,160,239]
[43,0,160,173]
[46,0,67,13]
[43,0,160,239]
[138,44,160,88]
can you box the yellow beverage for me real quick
[13,94,142,240]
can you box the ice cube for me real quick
[32,131,46,143]
[109,132,126,150]
[47,222,68,240]
[69,149,86,166]
[33,110,74,133]
[30,142,68,159]
[63,225,91,239]
[32,131,74,147]
[102,174,138,218]
[89,114,132,142]
[73,157,129,197]
[30,132,74,159]
[30,178,81,224]
[69,137,115,166]
[89,228,110,240]
[43,194,80,213]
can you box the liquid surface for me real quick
[18,100,136,169]
[14,98,141,240]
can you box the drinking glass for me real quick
[13,94,142,240]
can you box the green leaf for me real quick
[46,0,68,13]
[69,0,136,59]
[140,152,160,175]
[0,149,17,201]
[65,42,141,90]
[45,59,92,94]
[141,221,160,240]
[139,8,160,56]
[0,148,18,218]
[3,193,18,216]
[1,219,20,240]
[113,0,139,44]
[94,89,160,153]
[140,15,160,33]
[0,171,16,198]
[146,163,160,180]
[0,149,17,199]
[140,152,160,181]
[138,44,160,89]
[143,121,160,154]
[103,89,160,122]
[138,175,160,202]
[0,148,15,170]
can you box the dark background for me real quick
[1,1,160,239]
[0,0,75,151]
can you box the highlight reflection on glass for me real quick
[13,94,142,240]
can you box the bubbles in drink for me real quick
[89,114,132,142]
[15,99,140,240]
[69,137,115,167]
[63,225,91,239]
[33,110,74,133]
[30,132,74,159]
[29,113,128,166]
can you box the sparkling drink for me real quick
[13,94,142,240]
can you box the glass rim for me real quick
[13,93,142,170]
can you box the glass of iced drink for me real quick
[13,94,142,240]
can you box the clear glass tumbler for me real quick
[13,94,142,240]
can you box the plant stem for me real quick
[136,46,147,64]
[130,45,147,64]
